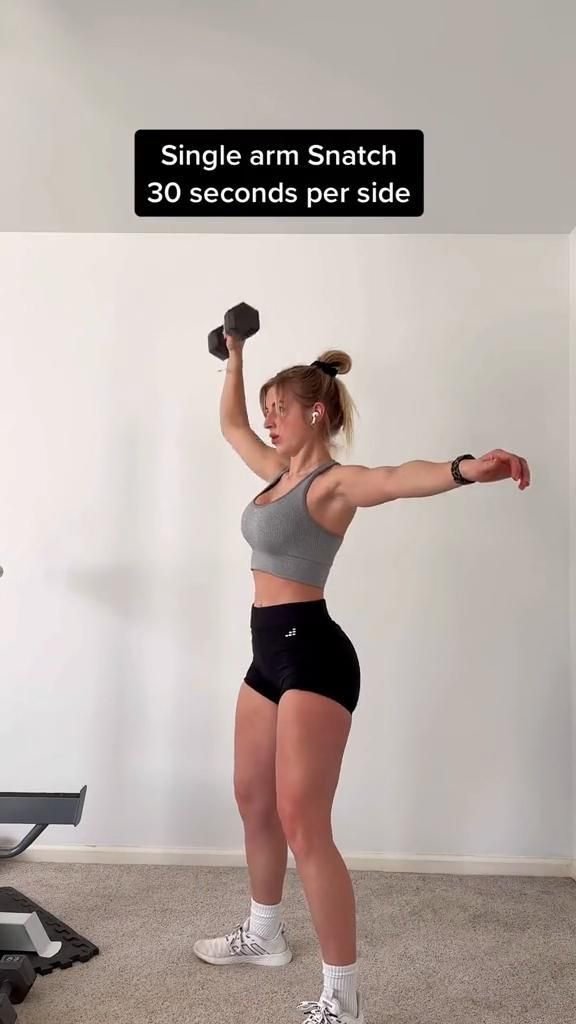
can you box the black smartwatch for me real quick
[451,454,475,485]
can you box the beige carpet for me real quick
[1,861,575,1024]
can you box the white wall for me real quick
[565,226,569,872]
[571,227,576,870]
[1,1,574,233]
[0,233,570,863]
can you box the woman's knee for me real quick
[234,779,279,823]
[276,788,332,842]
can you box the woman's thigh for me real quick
[233,681,279,812]
[276,687,353,833]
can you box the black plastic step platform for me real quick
[0,888,99,975]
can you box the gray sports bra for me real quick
[240,460,344,588]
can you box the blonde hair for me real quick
[259,349,357,456]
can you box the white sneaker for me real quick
[299,992,365,1023]
[193,916,293,967]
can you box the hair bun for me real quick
[316,350,352,376]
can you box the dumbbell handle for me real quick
[208,326,247,364]
[0,993,17,1024]
[225,332,246,353]
[208,302,259,362]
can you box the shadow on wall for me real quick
[59,559,222,633]
[36,423,247,846]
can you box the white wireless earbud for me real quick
[311,411,319,425]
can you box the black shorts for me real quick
[244,599,361,715]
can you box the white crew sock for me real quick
[321,960,360,1018]
[248,898,283,940]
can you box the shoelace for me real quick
[298,999,342,1023]
[225,922,251,954]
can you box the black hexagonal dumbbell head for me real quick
[208,302,260,360]
[0,955,36,1011]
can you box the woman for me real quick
[194,333,531,1024]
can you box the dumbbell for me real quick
[0,955,36,1024]
[208,302,260,360]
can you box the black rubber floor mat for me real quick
[0,887,99,975]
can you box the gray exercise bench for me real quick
[0,787,98,970]
[0,788,86,862]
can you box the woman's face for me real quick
[263,386,308,452]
